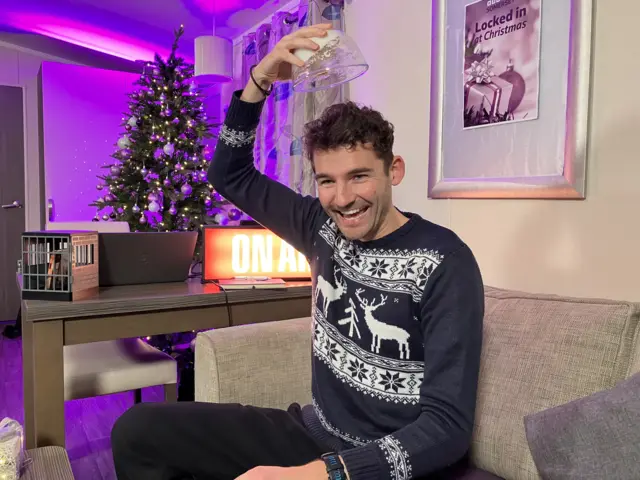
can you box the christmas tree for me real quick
[90,25,238,261]
[90,26,241,400]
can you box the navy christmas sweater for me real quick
[208,90,485,480]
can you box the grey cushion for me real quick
[524,372,640,479]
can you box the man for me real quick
[111,23,484,480]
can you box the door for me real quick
[0,86,25,321]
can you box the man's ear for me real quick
[389,156,405,186]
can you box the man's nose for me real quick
[334,183,356,209]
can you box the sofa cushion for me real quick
[195,317,313,409]
[470,287,640,480]
[524,371,640,480]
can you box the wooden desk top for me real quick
[21,278,312,322]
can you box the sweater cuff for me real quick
[224,90,266,129]
[339,443,383,480]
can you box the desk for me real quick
[21,279,312,449]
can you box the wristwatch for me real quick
[321,452,347,480]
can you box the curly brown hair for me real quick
[302,101,395,171]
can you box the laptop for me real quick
[98,231,198,286]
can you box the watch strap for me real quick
[321,452,347,480]
[327,470,347,480]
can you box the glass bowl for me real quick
[292,29,369,93]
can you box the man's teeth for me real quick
[341,208,365,217]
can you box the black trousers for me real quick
[111,401,332,480]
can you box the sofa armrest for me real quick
[195,317,313,410]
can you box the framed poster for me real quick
[428,0,593,199]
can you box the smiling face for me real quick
[314,144,406,242]
[303,101,408,240]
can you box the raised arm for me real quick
[207,24,333,258]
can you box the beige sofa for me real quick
[194,286,640,480]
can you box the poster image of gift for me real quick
[463,0,541,129]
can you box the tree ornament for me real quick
[141,167,148,175]
[180,183,192,196]
[132,204,140,213]
[102,214,109,221]
[214,213,228,225]
[128,116,138,127]
[163,143,175,156]
[148,201,161,213]
[96,184,103,191]
[228,208,242,221]
[169,204,177,215]
[139,215,147,224]
[117,136,130,149]
[110,165,121,175]
[203,145,214,160]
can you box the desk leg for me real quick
[22,316,65,449]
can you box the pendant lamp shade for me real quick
[194,35,232,84]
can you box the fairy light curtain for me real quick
[235,0,346,197]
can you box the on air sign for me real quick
[202,226,311,280]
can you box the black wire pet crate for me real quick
[20,230,100,301]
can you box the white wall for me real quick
[345,0,640,302]
[0,34,140,231]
